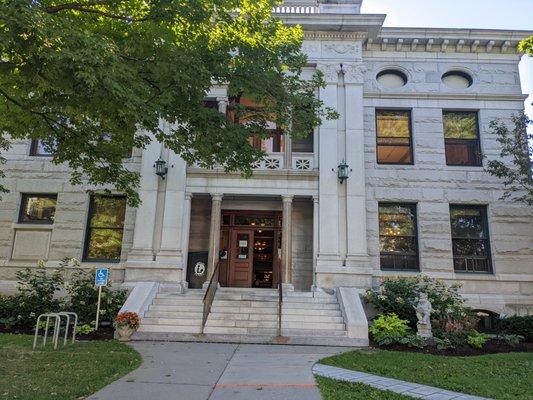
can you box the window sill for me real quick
[12,223,54,230]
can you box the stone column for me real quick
[312,195,319,290]
[206,193,223,283]
[316,63,341,268]
[157,151,187,268]
[127,133,161,263]
[281,195,294,289]
[344,63,370,268]
[217,97,228,114]
[181,192,193,283]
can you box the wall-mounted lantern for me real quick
[333,159,351,184]
[153,157,168,180]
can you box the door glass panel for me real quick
[235,233,249,259]
[234,216,275,227]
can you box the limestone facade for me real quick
[0,0,532,315]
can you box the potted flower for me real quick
[114,312,140,341]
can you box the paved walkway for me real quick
[88,342,347,400]
[313,364,491,400]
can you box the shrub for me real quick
[496,334,524,346]
[397,334,428,349]
[369,313,410,344]
[365,276,467,328]
[499,315,533,342]
[66,267,127,325]
[434,337,455,350]
[7,262,66,329]
[467,330,490,349]
[77,323,96,335]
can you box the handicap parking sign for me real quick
[95,268,109,287]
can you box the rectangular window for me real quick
[30,139,55,156]
[19,194,57,224]
[292,132,314,153]
[450,205,492,273]
[443,111,482,166]
[248,131,284,153]
[83,195,127,262]
[376,110,413,164]
[379,203,419,270]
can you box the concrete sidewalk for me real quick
[88,342,347,400]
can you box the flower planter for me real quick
[116,326,135,341]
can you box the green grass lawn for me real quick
[317,376,414,400]
[0,333,142,400]
[319,349,533,400]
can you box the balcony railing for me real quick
[191,153,315,172]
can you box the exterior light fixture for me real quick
[153,157,168,180]
[333,159,351,184]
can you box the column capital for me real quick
[185,192,194,200]
[342,62,366,84]
[312,195,319,203]
[316,63,341,84]
[211,193,223,202]
[281,195,294,203]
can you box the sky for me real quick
[360,0,533,120]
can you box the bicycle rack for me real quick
[33,312,78,350]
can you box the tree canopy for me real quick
[0,0,335,205]
[486,112,533,206]
[518,35,533,56]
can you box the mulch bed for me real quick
[374,339,533,356]
[0,325,115,341]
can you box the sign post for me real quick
[94,268,109,330]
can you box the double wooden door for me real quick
[219,227,280,288]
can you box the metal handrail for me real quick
[201,261,221,333]
[277,282,283,337]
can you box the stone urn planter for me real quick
[114,312,140,342]
[116,326,135,341]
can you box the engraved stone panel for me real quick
[12,229,51,260]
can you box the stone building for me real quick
[1,0,532,343]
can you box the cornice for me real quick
[367,28,533,55]
[304,31,367,40]
[363,92,529,102]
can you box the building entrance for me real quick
[218,211,282,288]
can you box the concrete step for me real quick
[211,300,278,307]
[283,321,345,330]
[205,319,278,329]
[148,304,204,312]
[209,313,278,321]
[213,294,278,301]
[283,296,338,304]
[282,302,340,310]
[281,315,344,323]
[141,317,202,326]
[144,310,203,319]
[138,324,202,334]
[153,298,204,306]
[282,307,342,316]
[210,306,277,314]
[203,326,278,335]
[282,328,348,337]
[157,292,205,298]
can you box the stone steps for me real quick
[135,287,351,344]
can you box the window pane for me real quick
[445,141,481,166]
[376,111,410,138]
[86,228,123,260]
[377,145,412,164]
[450,207,485,238]
[30,139,56,156]
[450,205,491,273]
[234,216,275,227]
[380,237,417,253]
[443,112,477,139]
[89,196,126,228]
[379,203,418,270]
[292,133,314,153]
[20,195,57,223]
[379,205,415,236]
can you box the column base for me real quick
[282,283,295,292]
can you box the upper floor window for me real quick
[19,194,57,224]
[443,111,482,166]
[30,139,55,156]
[204,99,219,110]
[376,110,413,164]
[450,205,492,273]
[292,132,314,153]
[83,195,127,262]
[379,203,419,271]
